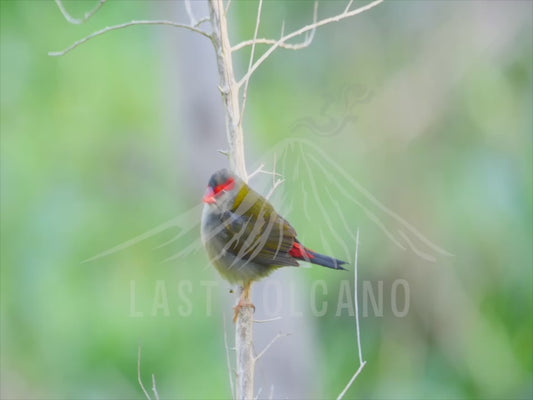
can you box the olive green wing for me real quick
[220,186,298,267]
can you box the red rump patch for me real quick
[289,241,315,260]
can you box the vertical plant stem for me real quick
[208,0,248,180]
[208,1,254,398]
[234,287,255,399]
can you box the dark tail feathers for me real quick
[306,249,348,270]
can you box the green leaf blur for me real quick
[1,1,531,399]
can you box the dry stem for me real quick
[55,0,107,25]
[237,0,383,87]
[138,344,160,400]
[48,20,211,57]
[337,229,366,400]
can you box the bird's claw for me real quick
[233,301,255,323]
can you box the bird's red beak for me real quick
[203,188,217,204]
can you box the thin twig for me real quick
[266,179,285,200]
[248,163,266,180]
[336,229,366,400]
[195,17,212,28]
[272,153,277,188]
[223,315,236,400]
[266,154,284,200]
[49,20,212,57]
[232,6,317,53]
[248,162,285,199]
[183,0,210,28]
[54,0,107,25]
[354,230,363,365]
[336,361,367,400]
[254,332,290,361]
[237,1,318,87]
[184,0,197,26]
[344,0,355,13]
[253,316,282,323]
[151,374,160,400]
[232,37,317,52]
[248,164,283,182]
[240,0,263,123]
[138,344,152,400]
[238,0,383,87]
[225,0,232,16]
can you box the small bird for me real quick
[201,168,347,321]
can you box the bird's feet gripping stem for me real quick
[233,282,255,323]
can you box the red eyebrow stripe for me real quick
[213,177,235,194]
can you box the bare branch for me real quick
[55,0,107,25]
[238,0,383,87]
[336,229,366,400]
[232,37,312,52]
[232,3,317,53]
[237,0,317,86]
[138,344,152,400]
[49,20,212,57]
[223,315,236,400]
[254,332,290,361]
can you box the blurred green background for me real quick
[1,0,531,399]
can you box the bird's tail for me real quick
[306,249,348,270]
[290,240,348,270]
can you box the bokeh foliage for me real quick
[1,1,531,399]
